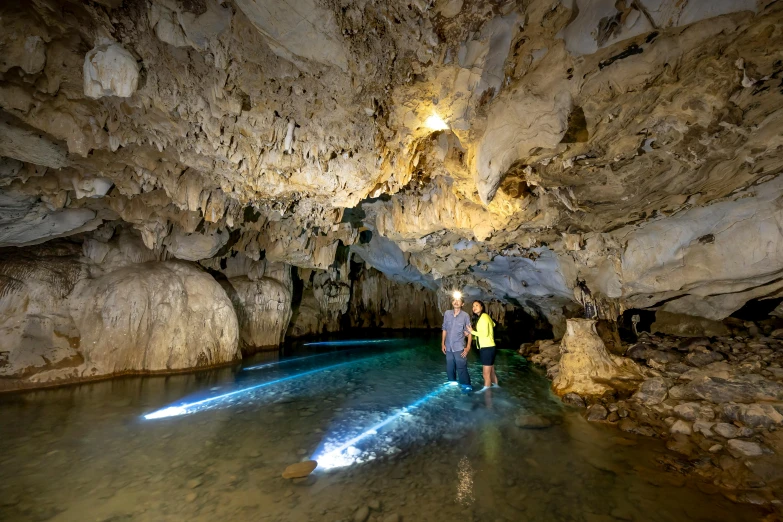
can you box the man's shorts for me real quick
[479,347,497,366]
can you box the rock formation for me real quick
[1,0,783,385]
[552,319,642,397]
[0,230,239,390]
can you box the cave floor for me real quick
[0,334,767,522]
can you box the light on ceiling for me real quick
[424,114,449,131]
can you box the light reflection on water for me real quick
[0,333,770,522]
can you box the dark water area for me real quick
[0,333,767,521]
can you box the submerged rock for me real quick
[515,413,553,429]
[282,460,318,479]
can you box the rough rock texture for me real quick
[552,319,642,397]
[527,326,783,508]
[220,271,292,353]
[349,268,440,329]
[0,0,780,342]
[0,232,239,391]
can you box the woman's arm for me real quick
[476,314,490,338]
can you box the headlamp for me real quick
[452,291,462,300]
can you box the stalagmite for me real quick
[552,319,642,398]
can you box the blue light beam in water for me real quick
[313,383,452,470]
[243,349,357,371]
[302,339,396,347]
[143,357,379,420]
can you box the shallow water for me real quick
[0,333,766,521]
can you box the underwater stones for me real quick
[515,413,553,429]
[83,42,140,99]
[282,460,317,479]
[553,319,642,398]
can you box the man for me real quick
[442,292,472,388]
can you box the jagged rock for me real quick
[221,272,293,352]
[626,344,680,364]
[727,439,764,458]
[651,312,730,338]
[693,420,714,437]
[669,374,783,404]
[0,238,239,390]
[562,392,586,408]
[713,423,740,439]
[673,403,701,421]
[722,403,783,429]
[83,42,140,99]
[553,319,642,398]
[685,349,725,367]
[670,420,692,435]
[633,378,668,405]
[72,260,239,375]
[586,404,608,422]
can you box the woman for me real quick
[464,300,498,390]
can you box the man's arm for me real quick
[461,316,472,357]
[441,329,447,353]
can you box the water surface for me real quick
[0,333,765,521]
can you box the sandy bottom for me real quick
[0,334,767,521]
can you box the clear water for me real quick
[0,333,766,521]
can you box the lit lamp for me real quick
[424,113,449,131]
[452,290,462,301]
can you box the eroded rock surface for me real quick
[0,232,240,390]
[0,0,779,339]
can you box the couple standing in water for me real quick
[441,293,498,391]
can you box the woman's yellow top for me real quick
[470,313,495,349]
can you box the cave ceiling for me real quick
[1,0,782,323]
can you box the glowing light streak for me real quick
[302,339,396,347]
[243,349,356,371]
[143,357,378,420]
[314,383,452,469]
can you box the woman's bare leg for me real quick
[491,366,498,385]
[482,366,492,388]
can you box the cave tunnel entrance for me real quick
[730,297,783,322]
[499,302,554,348]
[619,309,656,342]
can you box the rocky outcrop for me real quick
[0,233,239,391]
[527,321,783,507]
[349,268,440,329]
[552,319,642,398]
[220,266,293,353]
[0,0,780,332]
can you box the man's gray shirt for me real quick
[442,310,471,352]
